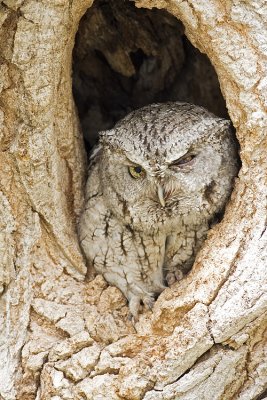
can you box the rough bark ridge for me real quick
[0,1,266,399]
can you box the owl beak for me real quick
[157,185,165,207]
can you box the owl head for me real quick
[97,102,237,230]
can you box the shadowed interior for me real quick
[72,0,228,151]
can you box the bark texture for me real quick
[0,1,266,399]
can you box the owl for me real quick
[78,102,238,318]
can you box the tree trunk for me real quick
[0,1,266,399]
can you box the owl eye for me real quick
[128,165,145,179]
[171,154,196,167]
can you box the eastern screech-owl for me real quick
[79,102,238,318]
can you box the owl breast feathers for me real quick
[79,102,238,318]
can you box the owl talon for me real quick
[143,296,155,310]
[128,295,141,321]
[175,270,184,281]
[128,312,138,323]
[166,270,184,286]
[166,272,175,286]
[128,291,155,320]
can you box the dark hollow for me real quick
[72,0,228,150]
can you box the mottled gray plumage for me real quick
[79,102,238,318]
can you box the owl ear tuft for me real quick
[214,118,233,138]
[218,118,232,130]
[99,130,115,145]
